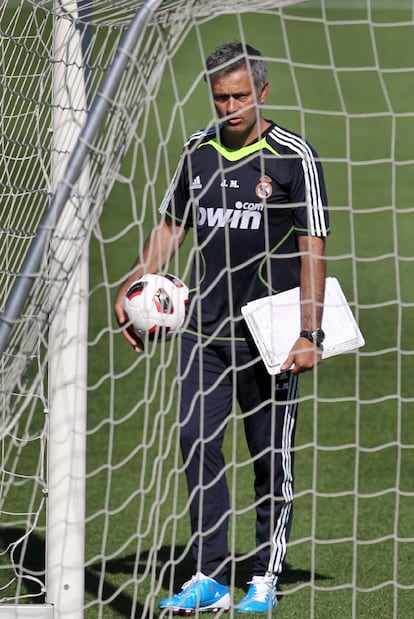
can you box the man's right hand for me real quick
[113,220,187,354]
[114,281,144,353]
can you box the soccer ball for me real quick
[123,273,188,337]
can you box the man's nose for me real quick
[227,96,238,113]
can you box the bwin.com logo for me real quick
[196,206,262,230]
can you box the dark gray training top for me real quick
[160,121,330,341]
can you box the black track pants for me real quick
[178,333,299,586]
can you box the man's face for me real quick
[211,67,269,146]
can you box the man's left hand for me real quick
[280,337,323,375]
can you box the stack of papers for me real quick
[241,277,365,375]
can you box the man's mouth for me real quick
[226,117,243,126]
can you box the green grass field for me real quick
[1,1,414,617]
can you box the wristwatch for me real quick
[300,329,325,347]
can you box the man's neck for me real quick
[221,118,271,150]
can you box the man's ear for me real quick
[260,81,270,104]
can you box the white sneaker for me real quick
[235,575,277,613]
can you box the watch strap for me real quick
[300,329,325,346]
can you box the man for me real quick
[115,42,329,614]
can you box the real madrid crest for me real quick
[255,175,273,200]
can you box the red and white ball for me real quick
[123,273,188,337]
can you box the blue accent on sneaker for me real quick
[159,572,230,613]
[235,576,277,613]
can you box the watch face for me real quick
[312,329,325,345]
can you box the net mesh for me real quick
[1,1,413,617]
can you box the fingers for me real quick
[126,326,144,353]
[281,338,323,375]
[280,354,294,373]
[114,290,144,353]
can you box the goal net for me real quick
[1,0,413,617]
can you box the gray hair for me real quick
[205,42,268,92]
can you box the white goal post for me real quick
[1,1,413,618]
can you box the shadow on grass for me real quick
[0,529,329,617]
[0,527,46,601]
[86,546,330,617]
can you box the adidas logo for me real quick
[191,175,202,189]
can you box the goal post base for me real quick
[0,606,54,618]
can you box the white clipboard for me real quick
[241,277,365,375]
